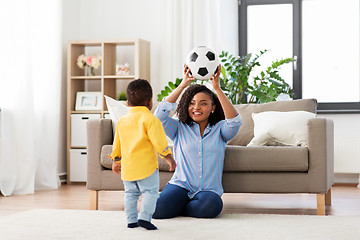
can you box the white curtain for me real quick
[159,0,239,85]
[0,0,62,196]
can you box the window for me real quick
[247,3,294,88]
[239,0,360,112]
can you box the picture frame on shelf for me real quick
[75,92,103,110]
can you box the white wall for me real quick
[65,0,165,94]
[60,0,238,175]
[60,0,360,184]
[60,0,166,175]
[62,0,239,95]
[59,0,81,176]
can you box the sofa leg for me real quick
[325,188,332,205]
[316,193,325,215]
[90,190,99,210]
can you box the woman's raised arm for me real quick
[165,64,194,103]
[210,65,238,119]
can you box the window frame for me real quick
[239,0,360,113]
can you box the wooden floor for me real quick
[1,183,360,217]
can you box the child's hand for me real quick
[181,64,195,88]
[112,161,121,175]
[210,64,221,91]
[165,154,176,171]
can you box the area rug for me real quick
[0,209,359,240]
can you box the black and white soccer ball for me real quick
[186,46,219,80]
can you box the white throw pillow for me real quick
[247,111,316,147]
[104,95,130,135]
[104,95,174,145]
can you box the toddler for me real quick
[109,79,176,230]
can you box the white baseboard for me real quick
[56,172,359,186]
[334,173,360,186]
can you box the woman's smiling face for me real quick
[188,92,215,125]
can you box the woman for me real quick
[153,65,241,219]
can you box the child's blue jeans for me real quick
[123,169,159,224]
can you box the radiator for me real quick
[0,108,1,138]
[334,136,360,173]
[0,108,2,162]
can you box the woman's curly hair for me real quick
[176,84,225,126]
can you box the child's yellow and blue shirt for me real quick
[109,106,172,181]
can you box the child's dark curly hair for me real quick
[176,84,225,126]
[126,79,152,106]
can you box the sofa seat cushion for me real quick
[101,145,174,171]
[223,145,309,172]
[101,145,308,172]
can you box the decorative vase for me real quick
[85,65,95,76]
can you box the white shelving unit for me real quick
[66,39,150,183]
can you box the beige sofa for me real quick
[86,99,334,215]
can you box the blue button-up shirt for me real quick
[155,101,241,198]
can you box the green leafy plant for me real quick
[117,91,127,101]
[157,78,183,101]
[157,49,295,104]
[219,49,295,104]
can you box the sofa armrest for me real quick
[86,118,113,190]
[307,118,334,192]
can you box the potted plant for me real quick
[157,50,295,104]
[117,91,128,106]
[219,49,295,104]
[157,78,183,101]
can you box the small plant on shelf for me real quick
[118,91,127,101]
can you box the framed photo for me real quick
[75,92,103,111]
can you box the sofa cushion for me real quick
[101,145,173,171]
[228,99,317,146]
[104,97,176,144]
[248,111,316,147]
[101,145,113,169]
[104,95,129,136]
[101,144,308,172]
[223,145,309,172]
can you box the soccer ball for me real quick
[186,46,219,80]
